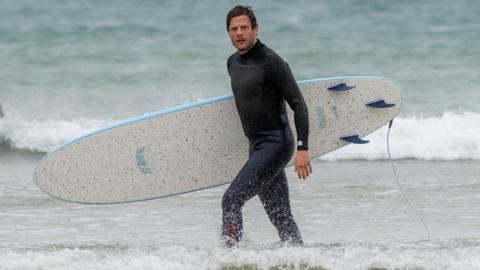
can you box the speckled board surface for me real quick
[33,76,401,204]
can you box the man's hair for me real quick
[226,5,258,31]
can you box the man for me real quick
[222,5,312,247]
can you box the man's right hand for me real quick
[294,150,312,180]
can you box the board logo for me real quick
[135,147,152,174]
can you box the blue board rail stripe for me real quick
[33,76,392,174]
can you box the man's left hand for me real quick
[294,150,312,180]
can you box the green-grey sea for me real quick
[0,0,479,269]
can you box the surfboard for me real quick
[33,76,401,204]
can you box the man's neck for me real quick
[238,38,258,55]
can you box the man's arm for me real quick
[266,55,309,150]
[266,54,312,179]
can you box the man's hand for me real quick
[294,150,312,180]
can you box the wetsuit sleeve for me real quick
[265,56,309,150]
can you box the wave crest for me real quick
[0,117,112,153]
[321,112,480,161]
[1,112,479,160]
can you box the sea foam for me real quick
[0,117,112,153]
[1,112,479,160]
[1,240,479,270]
[321,111,480,161]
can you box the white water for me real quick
[2,112,480,161]
[2,240,480,270]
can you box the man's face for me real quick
[228,15,258,54]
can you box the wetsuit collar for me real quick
[239,39,264,58]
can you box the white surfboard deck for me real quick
[33,76,401,204]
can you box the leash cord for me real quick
[387,120,431,241]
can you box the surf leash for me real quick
[387,119,431,241]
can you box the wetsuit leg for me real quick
[221,128,301,246]
[258,169,303,245]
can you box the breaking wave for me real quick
[1,112,479,161]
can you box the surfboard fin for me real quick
[366,99,395,108]
[328,83,356,91]
[339,134,369,144]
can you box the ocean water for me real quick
[1,0,479,269]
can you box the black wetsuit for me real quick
[222,40,309,246]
